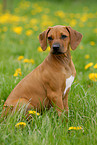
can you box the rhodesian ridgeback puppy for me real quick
[2,25,82,117]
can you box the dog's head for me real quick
[39,25,83,54]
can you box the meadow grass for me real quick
[0,0,97,144]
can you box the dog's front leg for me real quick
[62,88,70,117]
[47,90,64,116]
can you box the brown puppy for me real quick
[3,25,82,116]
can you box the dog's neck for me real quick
[48,47,71,66]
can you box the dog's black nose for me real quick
[53,44,60,51]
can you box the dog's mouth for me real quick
[51,48,67,55]
[52,51,65,55]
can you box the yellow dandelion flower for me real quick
[3,104,8,107]
[89,73,97,81]
[70,47,72,51]
[69,19,77,27]
[13,26,22,35]
[36,6,42,13]
[17,56,24,61]
[16,68,21,72]
[29,59,35,64]
[80,15,88,22]
[13,68,22,77]
[13,72,18,77]
[23,58,35,64]
[85,54,90,59]
[18,71,22,76]
[90,41,95,46]
[41,20,53,28]
[55,11,65,18]
[31,6,42,15]
[68,126,82,130]
[26,30,33,36]
[76,126,82,130]
[15,122,26,128]
[30,18,38,25]
[28,110,40,116]
[23,59,29,63]
[41,14,49,20]
[37,46,43,52]
[93,63,97,69]
[85,62,93,70]
[47,46,50,51]
[68,127,74,130]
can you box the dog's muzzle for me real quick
[52,43,60,54]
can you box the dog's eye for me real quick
[61,35,67,39]
[48,36,53,41]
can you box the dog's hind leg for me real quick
[1,98,33,118]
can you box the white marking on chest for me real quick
[64,75,74,95]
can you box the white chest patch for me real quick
[64,75,74,95]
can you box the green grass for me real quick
[0,0,97,144]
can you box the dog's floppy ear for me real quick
[66,26,83,50]
[39,28,51,51]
